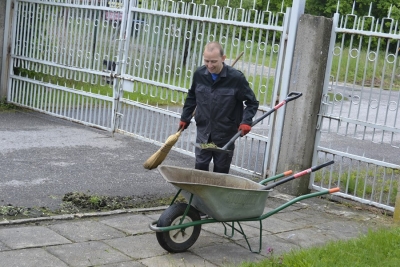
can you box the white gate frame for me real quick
[311,9,400,212]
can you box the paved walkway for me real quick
[0,192,393,267]
[0,110,395,266]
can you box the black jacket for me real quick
[181,63,259,146]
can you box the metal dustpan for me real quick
[157,165,271,221]
[193,92,302,153]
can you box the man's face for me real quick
[203,48,226,74]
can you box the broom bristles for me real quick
[143,130,182,170]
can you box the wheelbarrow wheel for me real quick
[156,203,201,253]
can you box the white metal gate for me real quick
[312,6,400,212]
[6,0,303,178]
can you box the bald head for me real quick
[203,42,226,74]
[204,42,224,57]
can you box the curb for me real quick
[0,206,169,226]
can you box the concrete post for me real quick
[276,14,332,196]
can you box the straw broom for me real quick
[143,51,244,170]
[143,128,183,169]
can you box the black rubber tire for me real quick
[156,203,201,253]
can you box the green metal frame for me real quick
[152,183,335,253]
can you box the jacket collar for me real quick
[203,63,227,77]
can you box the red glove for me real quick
[239,123,251,136]
[179,121,188,131]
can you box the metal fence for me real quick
[114,0,300,177]
[7,0,399,211]
[6,0,302,177]
[312,5,400,212]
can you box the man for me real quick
[179,42,259,173]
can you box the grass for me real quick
[238,227,400,267]
[0,98,19,111]
[314,167,399,206]
[331,46,400,91]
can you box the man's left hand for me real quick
[239,124,251,136]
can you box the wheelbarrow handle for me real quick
[221,92,303,150]
[262,160,334,190]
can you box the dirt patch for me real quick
[0,192,184,221]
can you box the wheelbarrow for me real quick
[149,160,338,253]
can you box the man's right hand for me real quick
[179,121,188,131]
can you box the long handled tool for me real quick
[143,52,245,170]
[193,91,303,153]
[261,160,334,190]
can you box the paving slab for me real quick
[0,240,10,252]
[0,226,71,249]
[192,242,266,266]
[139,252,218,267]
[100,214,154,235]
[46,241,132,266]
[48,220,126,242]
[104,234,167,259]
[100,261,146,267]
[275,227,332,249]
[235,234,300,256]
[0,248,69,267]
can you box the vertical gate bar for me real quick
[377,166,385,204]
[60,89,64,116]
[361,163,369,199]
[50,4,57,74]
[79,95,83,121]
[15,2,23,59]
[67,92,71,118]
[83,95,87,121]
[56,88,60,114]
[52,88,56,113]
[101,98,106,127]
[386,170,395,206]
[266,2,299,177]
[23,2,30,61]
[22,79,27,106]
[30,83,34,109]
[9,79,14,103]
[28,2,35,62]
[88,97,93,123]
[93,98,98,125]
[247,139,254,171]
[84,8,91,70]
[72,93,76,119]
[119,102,125,130]
[175,9,184,88]
[38,85,42,110]
[133,104,139,134]
[97,99,102,126]
[43,84,48,112]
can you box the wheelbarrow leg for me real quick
[220,220,264,253]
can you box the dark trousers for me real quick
[195,147,234,173]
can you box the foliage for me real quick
[0,98,19,111]
[314,167,399,205]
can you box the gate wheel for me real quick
[156,203,201,253]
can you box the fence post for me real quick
[275,14,333,196]
[0,0,12,100]
[394,182,400,223]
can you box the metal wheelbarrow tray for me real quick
[149,161,338,254]
[157,165,271,221]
